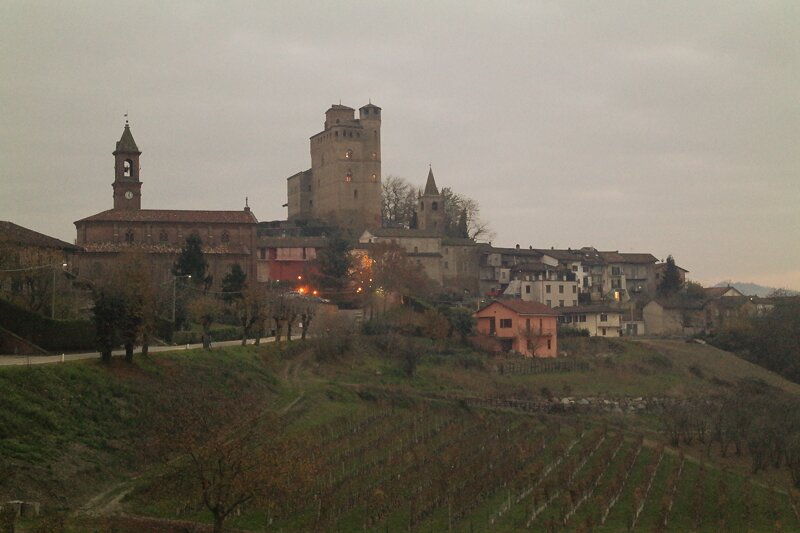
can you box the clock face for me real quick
[125,191,134,200]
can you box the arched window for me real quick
[420,202,425,211]
[371,173,378,183]
[123,159,133,177]
[345,171,352,183]
[345,149,353,159]
[353,189,358,199]
[432,201,438,211]
[159,230,168,242]
[221,231,230,243]
[372,152,378,160]
[124,229,134,243]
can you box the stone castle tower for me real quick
[287,103,382,232]
[112,121,142,210]
[417,167,445,233]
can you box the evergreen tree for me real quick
[173,234,211,288]
[315,233,353,291]
[221,263,247,303]
[658,255,682,297]
[457,208,469,238]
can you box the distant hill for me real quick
[713,280,799,297]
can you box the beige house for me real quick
[359,228,443,285]
[503,261,580,308]
[558,305,622,337]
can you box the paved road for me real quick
[0,337,276,366]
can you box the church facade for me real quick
[74,122,258,285]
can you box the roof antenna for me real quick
[245,196,249,208]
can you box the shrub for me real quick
[0,298,94,351]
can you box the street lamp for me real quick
[52,262,68,319]
[172,274,192,323]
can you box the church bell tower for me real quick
[112,121,142,210]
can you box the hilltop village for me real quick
[1,102,774,352]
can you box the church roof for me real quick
[423,168,439,196]
[361,228,442,239]
[79,242,251,255]
[114,124,140,154]
[0,221,79,250]
[75,209,258,225]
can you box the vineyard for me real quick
[134,402,799,532]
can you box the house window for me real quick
[372,152,378,160]
[159,230,168,242]
[525,285,531,294]
[259,248,266,260]
[600,313,608,322]
[546,300,551,307]
[579,315,587,323]
[420,202,424,211]
[345,149,353,159]
[602,328,607,336]
[371,173,378,183]
[573,300,577,306]
[124,229,134,243]
[354,189,358,199]
[612,266,620,276]
[444,261,449,269]
[559,300,564,307]
[546,285,551,293]
[572,265,578,272]
[547,339,552,350]
[559,285,564,293]
[432,201,438,211]
[345,171,352,182]
[572,285,577,293]
[221,231,230,243]
[499,318,512,328]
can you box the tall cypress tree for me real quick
[658,255,682,297]
[173,234,210,287]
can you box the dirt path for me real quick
[79,479,137,516]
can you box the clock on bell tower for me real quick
[112,120,143,210]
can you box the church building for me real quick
[73,122,258,285]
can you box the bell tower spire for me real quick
[112,119,142,210]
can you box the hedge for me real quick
[0,299,94,352]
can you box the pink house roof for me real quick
[476,299,560,317]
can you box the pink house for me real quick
[473,299,559,357]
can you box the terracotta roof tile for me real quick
[0,221,79,250]
[75,209,258,225]
[477,299,560,316]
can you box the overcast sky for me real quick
[2,1,798,289]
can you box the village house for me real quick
[643,286,751,336]
[502,261,580,308]
[557,305,623,337]
[473,299,559,357]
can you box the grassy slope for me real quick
[3,336,800,531]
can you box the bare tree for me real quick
[381,175,417,228]
[187,295,221,349]
[441,187,494,241]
